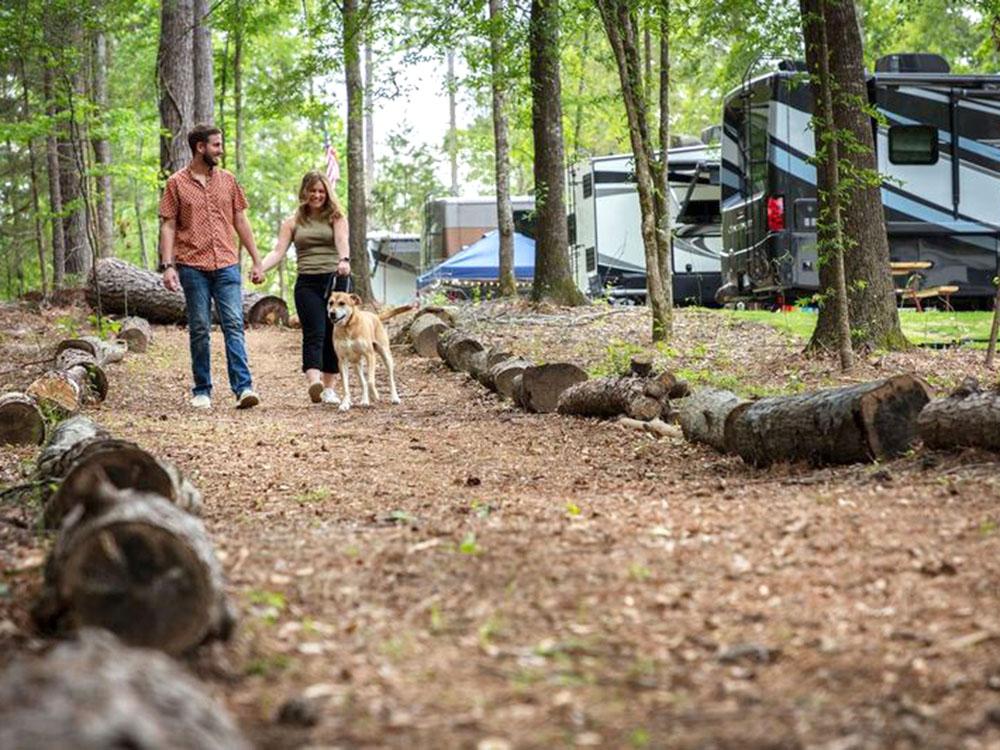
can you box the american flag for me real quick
[325,141,341,187]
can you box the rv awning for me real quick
[417,230,535,288]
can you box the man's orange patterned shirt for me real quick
[159,166,249,271]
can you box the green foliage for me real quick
[588,339,646,377]
[87,314,121,339]
[458,532,481,555]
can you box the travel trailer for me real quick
[567,143,722,305]
[719,54,1000,304]
[367,233,419,306]
[421,196,535,270]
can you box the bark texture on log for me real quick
[918,378,1000,451]
[442,332,486,373]
[436,327,463,361]
[0,392,46,446]
[34,477,234,655]
[409,312,450,358]
[0,628,250,750]
[475,350,516,388]
[119,316,153,352]
[88,258,288,326]
[44,437,202,528]
[519,363,589,413]
[490,357,532,399]
[36,416,109,480]
[557,376,667,421]
[676,388,750,453]
[728,374,931,466]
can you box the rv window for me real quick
[888,125,938,165]
[583,173,593,198]
[748,106,768,193]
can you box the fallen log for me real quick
[88,258,288,327]
[242,291,289,327]
[917,377,1000,451]
[676,388,750,453]
[409,312,451,358]
[0,392,46,446]
[43,437,202,528]
[442,331,486,373]
[55,336,127,367]
[435,327,462,361]
[518,363,589,413]
[728,374,931,467]
[119,316,152,352]
[35,415,109,480]
[557,375,668,421]
[0,628,250,750]
[475,350,516,389]
[489,357,532,399]
[26,361,107,414]
[33,473,234,654]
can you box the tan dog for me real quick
[327,293,409,411]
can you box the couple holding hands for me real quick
[159,124,352,410]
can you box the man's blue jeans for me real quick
[177,263,253,398]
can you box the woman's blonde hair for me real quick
[295,171,344,227]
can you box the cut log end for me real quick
[521,363,589,413]
[861,374,933,458]
[0,393,46,446]
[245,295,289,328]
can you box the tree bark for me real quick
[557,375,668,420]
[59,45,90,278]
[33,477,234,654]
[43,51,67,288]
[596,0,670,337]
[656,6,672,309]
[518,362,588,413]
[344,0,373,303]
[0,393,46,446]
[441,332,487,373]
[918,378,1000,451]
[806,0,906,351]
[87,258,287,325]
[676,387,750,452]
[234,13,244,177]
[447,50,459,195]
[0,629,250,750]
[728,374,930,467]
[529,0,584,305]
[158,0,195,176]
[364,37,375,200]
[27,345,112,415]
[409,312,450,358]
[489,0,517,298]
[488,356,532,398]
[20,60,48,294]
[92,30,114,259]
[193,0,215,124]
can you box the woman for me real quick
[256,171,351,403]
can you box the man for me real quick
[159,124,263,410]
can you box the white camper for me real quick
[367,233,420,306]
[567,144,722,305]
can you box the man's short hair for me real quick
[188,124,222,154]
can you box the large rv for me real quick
[567,144,722,305]
[367,233,420,306]
[720,54,1000,303]
[421,196,535,271]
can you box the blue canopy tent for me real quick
[417,230,535,290]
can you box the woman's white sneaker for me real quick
[320,388,340,405]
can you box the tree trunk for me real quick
[918,378,1000,452]
[676,387,750,452]
[656,7,672,309]
[801,0,853,370]
[596,0,669,337]
[364,37,375,200]
[193,0,215,124]
[27,342,114,416]
[490,0,517,298]
[518,362,588,413]
[728,374,930,467]
[92,30,114,259]
[0,393,46,446]
[807,0,906,351]
[447,50,459,195]
[43,48,67,288]
[234,18,244,176]
[59,68,90,278]
[119,316,153,352]
[529,0,584,306]
[985,287,1000,368]
[344,0,373,303]
[557,375,668,420]
[21,60,48,294]
[158,0,195,176]
[33,475,234,655]
[0,629,250,750]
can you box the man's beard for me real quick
[203,153,218,168]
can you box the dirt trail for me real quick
[3,306,1000,749]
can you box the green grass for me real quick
[726,308,995,347]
